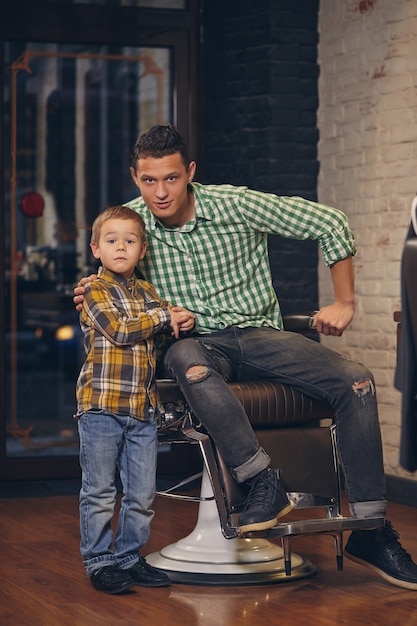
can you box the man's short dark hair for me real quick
[131,124,190,168]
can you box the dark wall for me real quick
[200,0,320,316]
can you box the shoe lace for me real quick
[380,520,413,563]
[243,471,277,511]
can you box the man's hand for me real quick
[312,302,354,336]
[312,256,355,336]
[73,274,97,312]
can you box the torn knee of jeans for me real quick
[185,365,210,382]
[352,378,375,397]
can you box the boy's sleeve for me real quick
[82,281,170,346]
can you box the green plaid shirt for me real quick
[126,183,356,333]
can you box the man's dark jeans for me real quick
[164,326,387,518]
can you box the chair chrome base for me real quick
[147,469,318,585]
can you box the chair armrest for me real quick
[282,312,318,333]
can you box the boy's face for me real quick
[130,152,196,228]
[90,218,146,279]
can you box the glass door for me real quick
[0,2,199,479]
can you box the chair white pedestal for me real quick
[147,467,317,585]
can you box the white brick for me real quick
[319,0,417,482]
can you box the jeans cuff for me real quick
[118,555,140,570]
[232,447,271,484]
[85,557,116,577]
[349,499,387,518]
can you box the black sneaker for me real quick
[238,467,292,533]
[344,519,417,590]
[90,565,136,594]
[125,557,170,587]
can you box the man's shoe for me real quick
[126,557,170,587]
[238,467,292,533]
[90,565,136,594]
[345,519,417,590]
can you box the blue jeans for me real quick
[78,410,157,576]
[164,326,387,518]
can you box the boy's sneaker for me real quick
[344,519,417,590]
[126,557,170,587]
[238,467,292,533]
[90,564,136,594]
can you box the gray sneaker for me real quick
[345,519,417,590]
[238,467,292,533]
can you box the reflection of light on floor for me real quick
[167,584,324,626]
[168,585,417,626]
[168,588,276,626]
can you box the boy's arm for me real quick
[142,281,195,337]
[82,282,171,346]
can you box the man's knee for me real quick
[185,365,210,382]
[352,377,375,397]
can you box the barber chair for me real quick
[147,314,384,585]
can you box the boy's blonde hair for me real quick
[91,205,146,244]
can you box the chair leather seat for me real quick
[228,380,333,427]
[156,378,334,429]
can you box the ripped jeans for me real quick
[163,326,387,518]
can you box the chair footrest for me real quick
[264,515,385,538]
[156,471,205,501]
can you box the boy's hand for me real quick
[169,306,195,337]
[73,274,97,312]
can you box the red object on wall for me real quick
[20,191,45,218]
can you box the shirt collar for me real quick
[150,182,214,232]
[98,266,136,289]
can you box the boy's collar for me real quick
[98,265,135,286]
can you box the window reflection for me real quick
[4,42,172,457]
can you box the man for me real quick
[75,124,417,589]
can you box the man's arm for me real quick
[312,256,355,337]
[74,274,97,312]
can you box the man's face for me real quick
[130,153,196,227]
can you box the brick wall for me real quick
[317,0,417,480]
[201,0,320,315]
[201,0,417,482]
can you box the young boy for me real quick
[75,205,195,594]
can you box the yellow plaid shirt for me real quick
[75,266,171,421]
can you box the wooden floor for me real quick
[2,488,417,626]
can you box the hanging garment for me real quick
[394,196,417,471]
